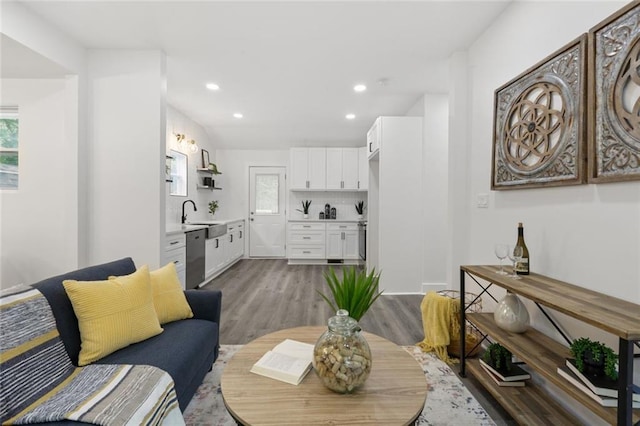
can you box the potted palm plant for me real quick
[355,201,365,220]
[297,200,312,218]
[317,266,382,321]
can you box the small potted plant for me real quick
[208,200,219,217]
[355,201,365,219]
[482,343,513,372]
[297,200,312,218]
[570,337,618,379]
[317,266,383,321]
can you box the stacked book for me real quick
[557,358,640,407]
[479,359,531,387]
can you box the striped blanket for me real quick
[0,285,184,425]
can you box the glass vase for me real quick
[313,309,372,393]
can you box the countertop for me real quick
[166,218,245,236]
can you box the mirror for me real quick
[169,150,187,196]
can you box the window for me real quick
[0,107,19,189]
[255,173,279,214]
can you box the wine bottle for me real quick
[515,222,530,275]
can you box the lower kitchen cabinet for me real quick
[326,223,358,260]
[287,222,326,260]
[164,233,186,289]
[205,220,245,281]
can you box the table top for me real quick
[221,326,428,426]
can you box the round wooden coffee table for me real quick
[221,326,428,425]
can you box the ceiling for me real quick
[9,1,511,149]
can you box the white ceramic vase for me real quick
[494,291,529,333]
[303,214,309,219]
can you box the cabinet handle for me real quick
[339,226,347,228]
[303,251,311,254]
[215,238,219,248]
[341,232,345,240]
[230,234,233,243]
[306,180,309,188]
[239,231,242,238]
[303,236,311,240]
[303,225,311,228]
[358,181,360,189]
[169,241,179,245]
[369,142,372,152]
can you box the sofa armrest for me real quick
[185,289,221,325]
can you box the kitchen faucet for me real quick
[181,200,197,224]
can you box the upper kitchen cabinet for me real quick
[358,147,368,191]
[290,148,326,190]
[367,117,381,159]
[326,148,359,190]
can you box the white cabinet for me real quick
[205,236,225,279]
[326,148,359,190]
[164,233,186,289]
[358,147,368,191]
[326,223,359,260]
[367,117,381,159]
[204,220,245,280]
[290,148,326,190]
[287,222,326,259]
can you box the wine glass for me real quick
[507,246,523,279]
[494,244,509,275]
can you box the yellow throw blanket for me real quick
[416,291,461,365]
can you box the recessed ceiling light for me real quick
[233,113,243,119]
[346,114,356,120]
[353,84,367,92]
[206,83,220,91]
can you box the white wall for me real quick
[165,105,217,225]
[86,49,166,269]
[0,79,78,288]
[422,94,449,289]
[461,0,639,420]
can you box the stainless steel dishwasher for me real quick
[185,229,206,289]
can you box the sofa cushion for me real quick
[148,262,194,324]
[96,318,219,411]
[32,258,137,365]
[63,265,163,366]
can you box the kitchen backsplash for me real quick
[290,191,366,221]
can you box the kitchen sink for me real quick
[184,221,227,238]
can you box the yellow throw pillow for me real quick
[63,265,163,366]
[149,262,193,324]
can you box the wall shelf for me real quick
[196,185,222,190]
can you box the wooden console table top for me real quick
[220,326,428,426]
[461,265,640,340]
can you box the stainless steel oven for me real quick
[358,221,367,261]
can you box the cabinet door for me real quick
[358,147,368,190]
[325,148,343,190]
[290,148,309,189]
[326,231,343,259]
[343,230,359,259]
[205,238,216,279]
[341,148,359,190]
[213,237,226,271]
[307,148,326,189]
[367,118,381,159]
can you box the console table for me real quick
[459,265,640,425]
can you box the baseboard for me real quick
[421,282,447,294]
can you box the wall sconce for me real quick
[187,139,198,153]
[174,133,185,149]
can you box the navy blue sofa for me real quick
[32,257,221,423]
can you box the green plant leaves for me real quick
[317,266,382,321]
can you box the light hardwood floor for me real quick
[201,259,515,425]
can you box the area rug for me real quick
[183,345,496,426]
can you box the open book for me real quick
[250,339,314,385]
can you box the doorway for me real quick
[249,166,286,257]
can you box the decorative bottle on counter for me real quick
[514,222,530,275]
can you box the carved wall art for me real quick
[589,2,640,183]
[492,35,587,190]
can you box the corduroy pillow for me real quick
[63,265,163,366]
[148,262,193,324]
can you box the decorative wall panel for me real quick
[589,2,640,183]
[492,36,587,190]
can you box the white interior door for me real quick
[249,167,286,257]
